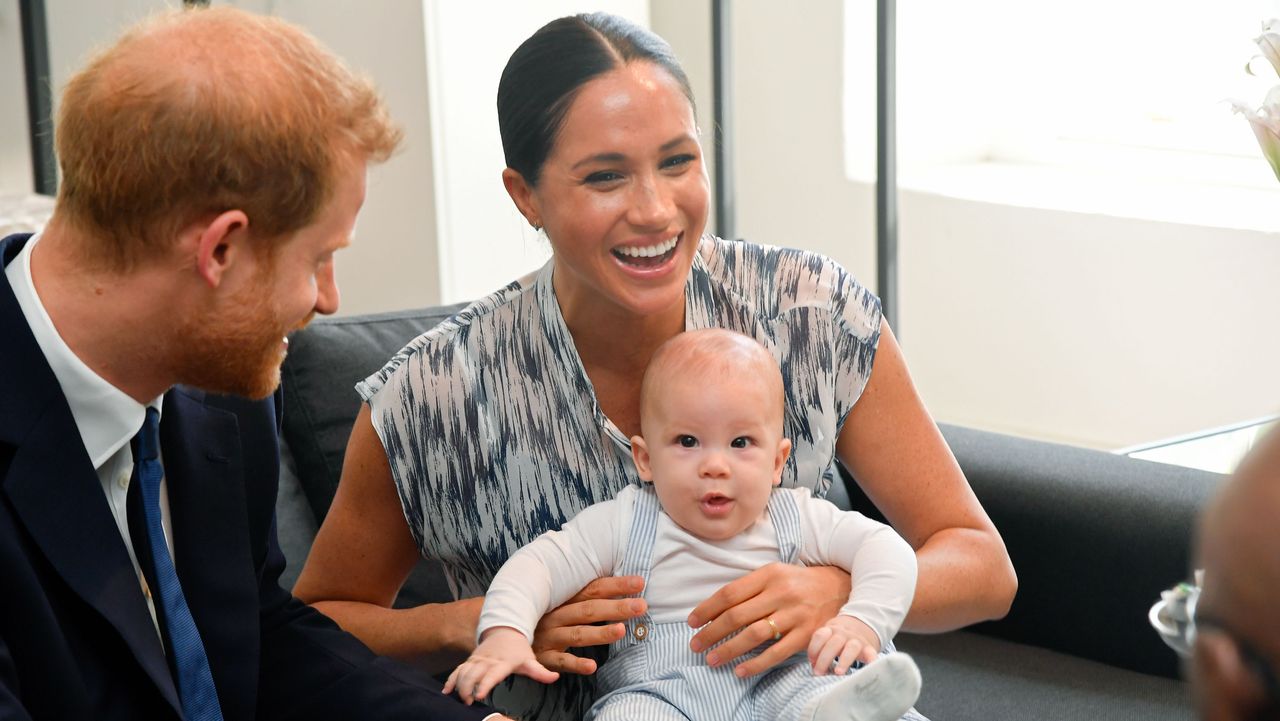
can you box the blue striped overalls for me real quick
[586,486,927,721]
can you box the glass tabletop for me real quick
[1117,415,1279,475]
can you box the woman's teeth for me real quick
[615,236,679,259]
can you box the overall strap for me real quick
[765,488,804,566]
[610,484,662,653]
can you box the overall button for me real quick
[633,622,648,640]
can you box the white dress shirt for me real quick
[6,232,172,640]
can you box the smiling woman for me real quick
[295,12,1015,721]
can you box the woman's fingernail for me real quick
[690,639,703,652]
[630,600,645,613]
[706,653,718,665]
[735,666,748,678]
[687,614,700,627]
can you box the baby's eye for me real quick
[731,437,751,449]
[678,435,698,448]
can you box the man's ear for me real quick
[631,436,654,483]
[772,438,792,486]
[502,168,542,230]
[193,210,251,288]
[1193,630,1267,721]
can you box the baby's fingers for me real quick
[446,663,484,704]
[517,657,562,685]
[442,665,462,696]
[812,633,845,676]
[472,664,515,703]
[806,626,834,668]
[833,639,866,676]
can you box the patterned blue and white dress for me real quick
[359,235,883,721]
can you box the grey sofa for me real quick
[275,304,1220,721]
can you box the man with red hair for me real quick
[0,7,501,720]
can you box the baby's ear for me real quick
[772,438,792,486]
[631,436,654,482]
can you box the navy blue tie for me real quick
[135,407,224,721]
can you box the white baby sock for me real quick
[801,653,923,721]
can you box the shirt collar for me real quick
[5,232,162,469]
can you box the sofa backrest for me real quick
[280,304,467,522]
[845,425,1219,679]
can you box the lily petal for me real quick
[1256,20,1280,76]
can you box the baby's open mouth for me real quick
[700,493,734,516]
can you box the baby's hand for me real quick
[806,615,881,676]
[443,627,560,704]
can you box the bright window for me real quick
[847,0,1280,190]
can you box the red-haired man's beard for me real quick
[174,281,310,400]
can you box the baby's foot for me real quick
[803,653,922,721]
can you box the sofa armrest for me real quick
[841,423,1221,678]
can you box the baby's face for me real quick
[631,371,791,541]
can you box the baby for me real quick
[445,329,922,721]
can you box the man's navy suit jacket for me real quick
[0,233,485,720]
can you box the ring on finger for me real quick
[765,617,782,642]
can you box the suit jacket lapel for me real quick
[0,234,183,714]
[162,389,258,720]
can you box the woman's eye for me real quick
[730,437,751,449]
[585,171,623,184]
[661,154,695,170]
[678,435,698,448]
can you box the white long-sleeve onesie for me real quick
[479,485,917,650]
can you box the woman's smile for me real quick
[611,232,682,273]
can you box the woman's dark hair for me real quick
[497,12,695,186]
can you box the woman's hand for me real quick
[807,615,879,676]
[686,563,849,677]
[444,627,558,705]
[530,575,648,675]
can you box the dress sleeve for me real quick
[821,258,883,425]
[793,489,916,647]
[477,492,630,643]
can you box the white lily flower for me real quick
[1232,97,1280,183]
[1256,19,1280,77]
[1238,21,1280,183]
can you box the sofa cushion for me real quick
[898,630,1193,721]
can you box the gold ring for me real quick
[765,617,782,641]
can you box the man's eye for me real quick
[678,435,698,448]
[731,437,751,449]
